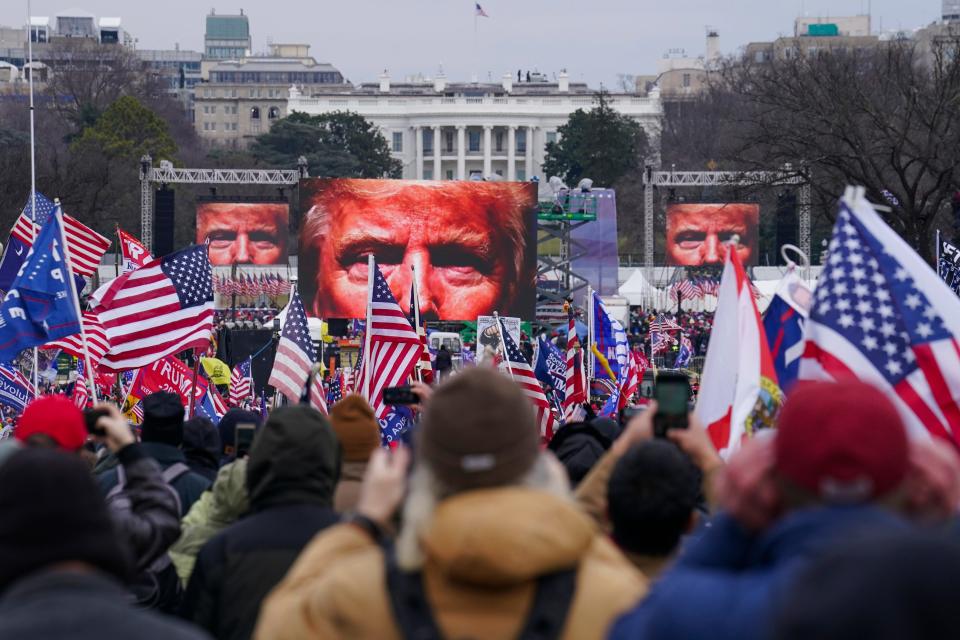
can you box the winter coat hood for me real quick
[246,406,340,511]
[420,487,595,587]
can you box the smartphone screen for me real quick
[235,423,257,457]
[654,372,692,437]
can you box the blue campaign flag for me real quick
[0,194,57,291]
[675,334,694,369]
[195,390,222,425]
[535,336,566,402]
[0,209,80,362]
[762,272,811,394]
[592,292,629,380]
[379,404,414,445]
[0,364,33,412]
[0,236,30,292]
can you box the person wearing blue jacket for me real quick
[610,379,960,640]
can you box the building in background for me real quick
[194,43,345,146]
[203,10,250,61]
[644,30,720,99]
[286,70,661,183]
[138,47,203,118]
[745,15,879,62]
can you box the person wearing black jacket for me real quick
[434,345,453,382]
[181,405,341,640]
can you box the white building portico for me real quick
[286,71,662,185]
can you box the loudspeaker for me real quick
[775,191,798,264]
[154,186,175,257]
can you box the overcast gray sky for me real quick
[2,1,941,87]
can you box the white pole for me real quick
[493,312,515,381]
[363,254,374,401]
[586,285,594,381]
[54,205,98,403]
[411,264,422,383]
[27,0,39,394]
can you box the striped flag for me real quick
[498,315,556,440]
[93,245,214,372]
[73,359,90,409]
[328,372,343,406]
[43,311,110,367]
[229,357,253,407]
[800,189,960,447]
[310,375,328,414]
[267,289,316,403]
[117,228,151,273]
[11,202,110,277]
[358,262,421,420]
[562,304,586,419]
[208,381,229,416]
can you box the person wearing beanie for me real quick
[182,417,222,482]
[610,379,959,640]
[97,392,212,516]
[0,448,208,640]
[255,367,646,640]
[329,394,381,512]
[182,405,340,640]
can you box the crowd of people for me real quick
[0,364,958,639]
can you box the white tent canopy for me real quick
[617,269,656,306]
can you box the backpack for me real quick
[384,545,577,640]
[106,462,191,612]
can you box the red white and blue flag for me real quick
[11,197,110,277]
[229,357,253,407]
[498,315,556,440]
[562,303,586,419]
[799,188,960,447]
[359,263,421,420]
[268,290,316,403]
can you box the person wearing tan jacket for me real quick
[254,367,647,640]
[328,394,381,513]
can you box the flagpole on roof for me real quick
[54,204,99,404]
[26,0,39,394]
[363,254,374,402]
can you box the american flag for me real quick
[650,313,683,333]
[43,311,110,367]
[12,196,110,276]
[208,381,229,416]
[327,371,343,406]
[409,283,434,383]
[498,315,556,440]
[690,278,705,299]
[268,289,316,403]
[229,357,253,407]
[618,352,640,409]
[651,330,676,356]
[359,263,421,420]
[563,304,586,418]
[132,401,144,423]
[674,280,696,300]
[94,245,214,372]
[72,359,90,408]
[800,190,960,447]
[310,375,328,415]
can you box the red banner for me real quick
[130,355,207,407]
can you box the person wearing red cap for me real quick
[14,395,88,452]
[610,379,960,640]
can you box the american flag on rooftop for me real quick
[799,189,960,447]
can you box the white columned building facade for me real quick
[287,74,662,189]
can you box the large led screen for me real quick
[665,202,760,266]
[299,178,538,321]
[196,202,290,266]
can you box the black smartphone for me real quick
[235,423,257,458]
[84,407,111,436]
[653,371,692,438]
[383,386,420,405]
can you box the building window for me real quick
[516,130,527,153]
[423,129,433,153]
[495,131,504,152]
[517,167,526,181]
[445,131,454,152]
[210,105,217,115]
[468,131,481,152]
[546,131,557,145]
[423,168,433,180]
[251,123,261,134]
[209,122,216,132]
[250,107,261,120]
[682,73,691,88]
[268,107,280,119]
[392,132,403,152]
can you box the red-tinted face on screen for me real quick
[665,203,759,266]
[299,179,536,321]
[196,203,289,266]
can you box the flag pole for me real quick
[27,0,39,394]
[493,311,515,381]
[54,205,98,404]
[411,264,422,383]
[363,254,374,401]
[937,228,941,272]
[586,285,594,381]
[187,349,201,418]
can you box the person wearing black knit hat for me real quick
[0,448,208,639]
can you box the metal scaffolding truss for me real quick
[642,167,811,281]
[138,154,308,252]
